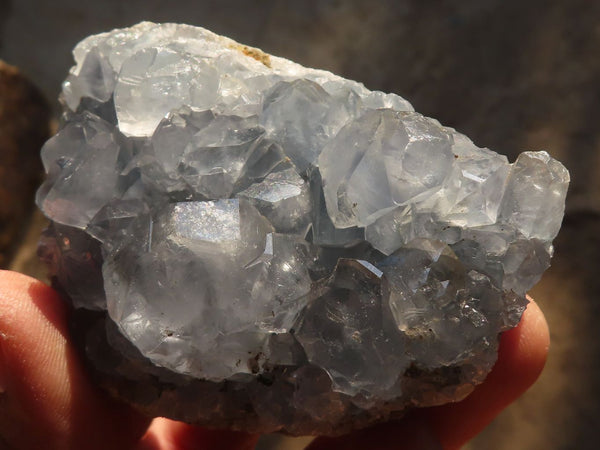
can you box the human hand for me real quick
[0,270,548,450]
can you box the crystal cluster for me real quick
[36,23,569,435]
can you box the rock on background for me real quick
[1,1,598,448]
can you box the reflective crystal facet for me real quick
[37,22,569,435]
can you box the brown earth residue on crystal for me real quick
[230,43,272,68]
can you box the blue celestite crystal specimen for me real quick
[36,22,569,435]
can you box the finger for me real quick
[308,297,549,450]
[0,270,151,450]
[138,417,260,450]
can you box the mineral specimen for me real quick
[36,22,569,436]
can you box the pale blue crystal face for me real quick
[37,22,569,426]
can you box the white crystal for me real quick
[36,112,122,228]
[167,200,242,244]
[238,168,311,234]
[319,109,455,228]
[499,151,569,240]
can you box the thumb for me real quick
[0,270,150,450]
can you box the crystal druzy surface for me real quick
[36,22,569,435]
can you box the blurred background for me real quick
[1,1,599,448]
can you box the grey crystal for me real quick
[36,22,569,435]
